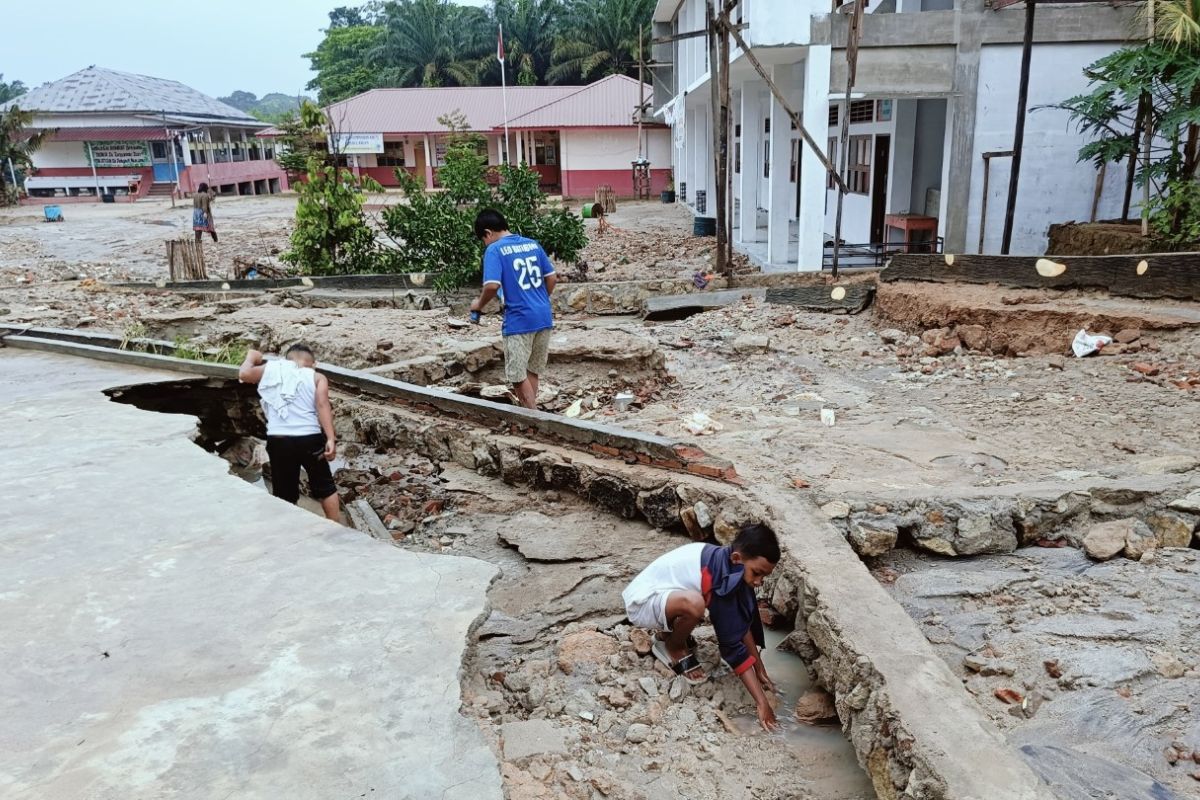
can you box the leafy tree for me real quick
[305,25,386,104]
[489,0,561,87]
[369,0,491,87]
[274,100,334,180]
[549,0,654,83]
[382,115,586,289]
[1056,31,1200,245]
[282,159,381,275]
[0,106,51,205]
[0,74,27,104]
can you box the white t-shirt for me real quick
[259,361,322,437]
[622,542,705,607]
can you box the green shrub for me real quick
[282,160,381,275]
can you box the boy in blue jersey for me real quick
[469,209,558,409]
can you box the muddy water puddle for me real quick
[729,629,876,798]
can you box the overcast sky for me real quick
[4,0,491,101]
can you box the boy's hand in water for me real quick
[755,662,777,695]
[757,700,780,732]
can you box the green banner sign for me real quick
[85,140,151,168]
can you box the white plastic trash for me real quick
[820,408,837,427]
[1071,329,1113,358]
[612,393,634,412]
[683,411,723,436]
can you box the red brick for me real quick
[650,459,685,471]
[590,444,621,457]
[687,462,724,478]
[673,445,708,461]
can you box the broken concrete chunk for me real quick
[692,501,713,530]
[1149,649,1187,679]
[878,328,906,345]
[502,719,570,760]
[1146,512,1195,549]
[794,690,838,725]
[848,516,898,557]
[955,324,989,351]
[1083,519,1133,561]
[636,486,681,530]
[820,500,851,520]
[637,676,659,697]
[557,631,620,675]
[624,723,651,743]
[732,334,770,353]
[1122,520,1158,560]
[1168,490,1200,515]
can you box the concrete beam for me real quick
[753,485,1057,800]
[0,330,738,482]
[830,45,957,98]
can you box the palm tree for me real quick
[0,74,27,104]
[1150,0,1200,47]
[548,0,655,84]
[370,0,491,87]
[490,0,561,86]
[0,106,51,204]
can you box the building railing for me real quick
[822,237,944,270]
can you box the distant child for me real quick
[623,524,782,731]
[238,344,340,522]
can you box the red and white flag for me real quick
[497,24,505,63]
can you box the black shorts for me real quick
[265,433,337,503]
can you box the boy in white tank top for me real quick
[238,344,340,521]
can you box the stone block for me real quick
[502,719,569,760]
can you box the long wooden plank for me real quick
[765,284,874,313]
[884,253,1200,301]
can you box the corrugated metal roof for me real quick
[45,126,173,142]
[323,84,579,134]
[1,66,257,124]
[503,75,660,129]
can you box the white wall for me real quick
[562,129,666,170]
[741,0,819,48]
[32,141,87,168]
[967,41,1132,255]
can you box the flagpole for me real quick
[499,23,510,165]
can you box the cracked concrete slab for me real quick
[0,351,501,800]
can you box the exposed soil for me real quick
[1046,222,1158,257]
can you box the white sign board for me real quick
[328,132,384,154]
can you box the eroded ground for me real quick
[5,192,1200,799]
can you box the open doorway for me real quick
[870,134,891,243]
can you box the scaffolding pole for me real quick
[830,0,865,280]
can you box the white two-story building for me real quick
[653,0,1144,270]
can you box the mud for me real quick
[882,545,1200,798]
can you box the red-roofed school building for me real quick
[319,75,671,198]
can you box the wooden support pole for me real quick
[707,0,728,276]
[1000,0,1036,255]
[725,24,846,194]
[831,0,865,279]
[1090,162,1107,223]
[718,7,733,272]
[1122,96,1144,223]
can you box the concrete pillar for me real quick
[696,105,711,214]
[941,0,984,253]
[889,98,918,221]
[738,82,763,243]
[797,47,831,271]
[422,134,434,189]
[224,130,233,163]
[766,64,794,266]
[686,106,696,206]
